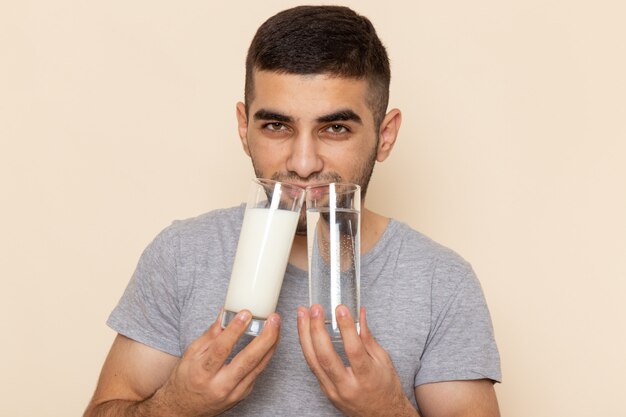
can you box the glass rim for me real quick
[305,182,361,194]
[252,178,306,194]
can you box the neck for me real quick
[288,207,389,271]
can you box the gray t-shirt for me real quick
[108,205,501,415]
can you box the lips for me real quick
[281,182,324,190]
[277,182,327,202]
[271,172,343,189]
[296,183,323,190]
[304,185,328,201]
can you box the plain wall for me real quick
[1,1,624,416]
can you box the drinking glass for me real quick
[222,178,305,336]
[306,183,361,341]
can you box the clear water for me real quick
[307,208,360,340]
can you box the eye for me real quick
[264,122,288,131]
[324,124,349,134]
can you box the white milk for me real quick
[224,208,299,318]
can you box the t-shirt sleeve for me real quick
[107,224,182,357]
[415,263,501,386]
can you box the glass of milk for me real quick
[222,178,305,336]
[306,183,361,342]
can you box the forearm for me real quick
[84,400,142,417]
[84,391,177,417]
[380,394,421,417]
[85,400,159,417]
[401,398,422,417]
[85,379,232,417]
[337,392,420,417]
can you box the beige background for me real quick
[1,0,624,416]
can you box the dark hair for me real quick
[245,5,391,129]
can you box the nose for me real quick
[285,132,323,179]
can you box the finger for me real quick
[296,306,337,393]
[359,306,372,342]
[309,304,348,384]
[185,308,225,358]
[200,310,252,374]
[232,344,278,399]
[335,305,371,377]
[359,307,386,360]
[222,313,281,385]
[226,326,280,401]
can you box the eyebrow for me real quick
[316,109,362,125]
[253,109,294,123]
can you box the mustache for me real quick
[270,172,343,186]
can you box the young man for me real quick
[84,6,501,417]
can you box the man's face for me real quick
[237,71,381,232]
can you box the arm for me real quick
[84,310,281,417]
[83,333,177,416]
[415,380,500,417]
[296,305,500,417]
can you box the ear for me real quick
[236,102,251,156]
[376,108,402,162]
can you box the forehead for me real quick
[249,70,373,122]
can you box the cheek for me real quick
[248,140,289,171]
[321,143,372,169]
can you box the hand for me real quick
[297,304,418,417]
[151,309,281,417]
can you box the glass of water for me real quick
[306,183,361,341]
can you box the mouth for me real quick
[278,180,314,187]
[280,182,325,193]
[269,171,343,190]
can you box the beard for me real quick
[251,148,377,235]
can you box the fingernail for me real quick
[336,305,348,318]
[270,315,281,327]
[236,310,251,323]
[297,308,305,319]
[311,306,321,318]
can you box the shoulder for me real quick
[383,220,479,300]
[388,220,472,272]
[158,205,244,241]
[139,205,244,260]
